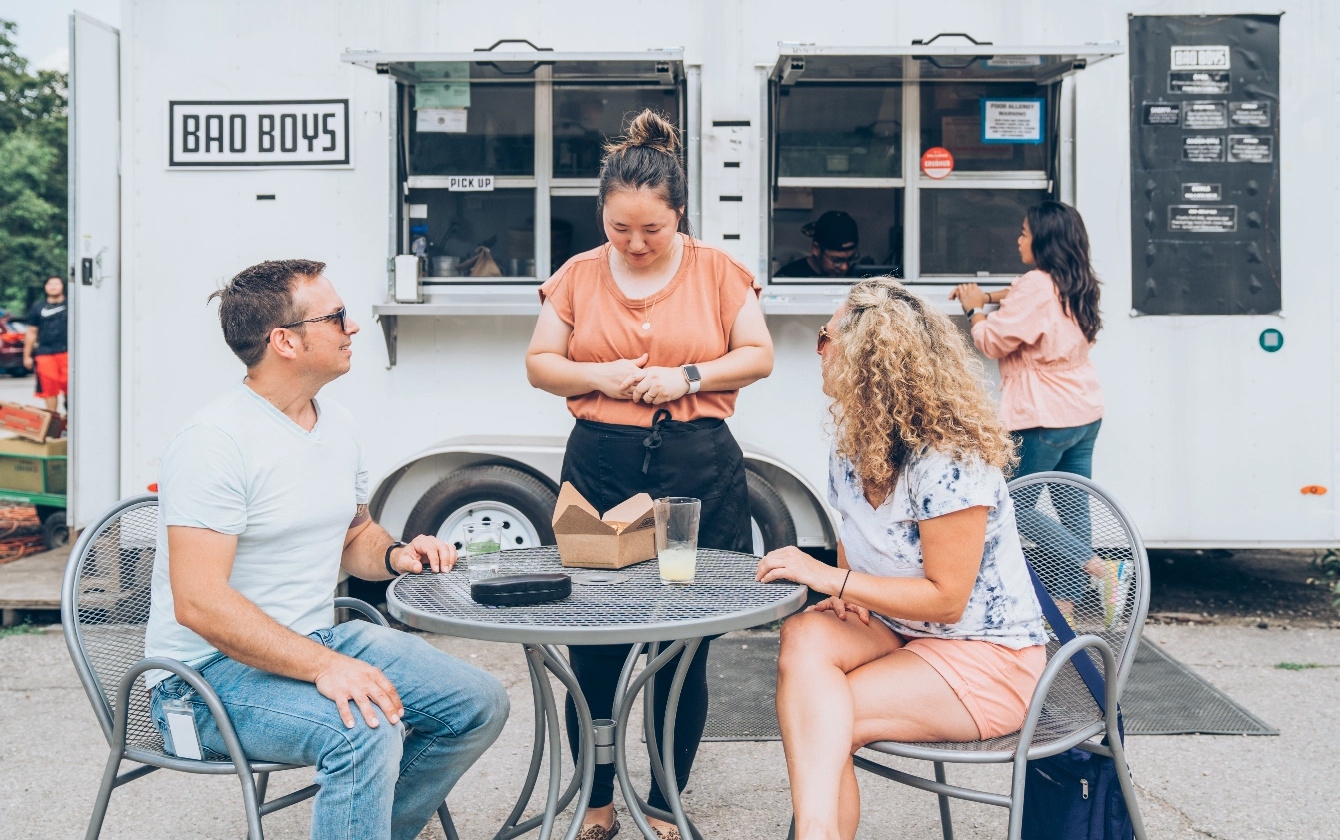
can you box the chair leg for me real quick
[1105,733,1149,840]
[84,751,122,840]
[932,762,955,840]
[437,801,460,840]
[254,772,269,805]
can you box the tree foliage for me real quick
[0,19,67,313]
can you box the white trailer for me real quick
[68,1,1338,554]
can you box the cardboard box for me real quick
[0,435,66,495]
[551,482,657,569]
[0,402,64,442]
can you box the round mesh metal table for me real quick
[387,547,805,644]
[388,547,805,840]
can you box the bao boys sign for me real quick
[169,100,350,167]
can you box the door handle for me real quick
[81,258,94,286]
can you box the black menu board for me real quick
[1129,15,1280,315]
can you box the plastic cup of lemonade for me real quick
[461,522,504,581]
[654,497,701,585]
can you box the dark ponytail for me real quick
[1025,201,1102,342]
[597,110,690,234]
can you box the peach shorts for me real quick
[900,636,1046,740]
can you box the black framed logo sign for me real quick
[168,100,351,168]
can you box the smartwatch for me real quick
[681,364,702,395]
[963,308,978,319]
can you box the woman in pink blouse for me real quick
[950,201,1107,617]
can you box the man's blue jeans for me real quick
[150,621,509,840]
[1012,419,1102,602]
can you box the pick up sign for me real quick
[169,100,350,168]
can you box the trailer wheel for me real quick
[747,470,796,556]
[40,509,69,550]
[403,465,557,551]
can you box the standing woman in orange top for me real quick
[526,110,774,840]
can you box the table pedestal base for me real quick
[490,640,706,840]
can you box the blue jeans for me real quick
[150,621,509,840]
[1012,420,1102,602]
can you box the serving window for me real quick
[768,44,1113,288]
[360,49,687,284]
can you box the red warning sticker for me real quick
[921,146,954,179]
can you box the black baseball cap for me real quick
[803,210,859,251]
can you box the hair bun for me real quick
[606,109,681,156]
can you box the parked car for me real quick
[0,315,29,376]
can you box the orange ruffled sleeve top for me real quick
[538,236,755,427]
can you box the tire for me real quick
[403,465,557,551]
[746,470,797,556]
[40,509,69,550]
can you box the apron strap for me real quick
[641,408,672,474]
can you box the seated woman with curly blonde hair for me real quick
[755,277,1047,840]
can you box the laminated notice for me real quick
[1168,205,1237,233]
[1180,101,1227,130]
[1143,103,1180,125]
[1227,135,1273,163]
[1181,183,1222,201]
[1181,135,1225,162]
[1169,71,1230,94]
[1229,101,1271,127]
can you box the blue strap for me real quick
[1025,562,1110,716]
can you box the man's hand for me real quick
[22,355,32,371]
[392,534,457,574]
[314,653,404,729]
[626,366,692,405]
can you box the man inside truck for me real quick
[775,210,861,278]
[143,259,509,839]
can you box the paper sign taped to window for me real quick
[417,109,468,134]
[981,99,1044,144]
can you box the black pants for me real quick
[560,412,752,810]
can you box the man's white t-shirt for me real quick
[144,384,368,686]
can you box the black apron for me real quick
[560,408,752,554]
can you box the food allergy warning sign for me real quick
[169,100,350,167]
[981,98,1044,143]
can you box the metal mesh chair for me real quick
[848,472,1150,840]
[61,495,459,840]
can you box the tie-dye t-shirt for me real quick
[829,446,1046,649]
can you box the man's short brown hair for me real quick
[209,259,325,368]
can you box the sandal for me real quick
[574,816,620,840]
[652,825,681,840]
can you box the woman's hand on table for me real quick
[392,534,458,574]
[808,596,871,625]
[755,546,844,591]
[592,354,649,399]
[625,366,691,405]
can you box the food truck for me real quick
[66,1,1336,553]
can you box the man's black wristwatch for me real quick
[384,541,407,576]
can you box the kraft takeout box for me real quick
[552,482,657,569]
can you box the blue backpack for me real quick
[1021,565,1135,840]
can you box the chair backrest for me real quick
[1007,472,1150,701]
[61,494,165,753]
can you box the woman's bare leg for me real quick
[776,611,903,840]
[848,649,979,746]
[837,758,860,840]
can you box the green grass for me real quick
[0,621,42,639]
[1275,661,1327,671]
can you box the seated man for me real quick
[145,259,508,840]
[775,210,861,278]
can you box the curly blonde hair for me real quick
[826,277,1016,502]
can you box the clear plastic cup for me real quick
[654,497,701,584]
[461,522,504,581]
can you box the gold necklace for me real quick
[640,296,656,330]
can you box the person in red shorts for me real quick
[24,276,69,414]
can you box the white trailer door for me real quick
[68,13,120,529]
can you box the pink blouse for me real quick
[971,269,1104,431]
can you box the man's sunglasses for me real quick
[273,307,347,341]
